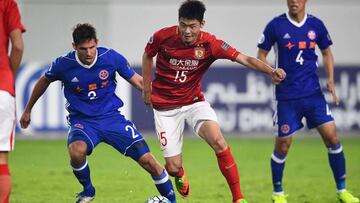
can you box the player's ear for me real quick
[72,42,76,50]
[200,20,205,28]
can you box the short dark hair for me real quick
[178,0,206,22]
[72,23,97,45]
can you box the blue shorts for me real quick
[67,112,149,161]
[275,93,334,137]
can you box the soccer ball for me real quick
[145,195,171,203]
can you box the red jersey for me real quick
[145,26,240,110]
[0,0,25,96]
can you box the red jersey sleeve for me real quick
[5,0,26,34]
[144,28,164,57]
[207,34,240,61]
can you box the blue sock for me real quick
[72,160,94,193]
[328,143,346,191]
[271,151,286,193]
[152,169,176,203]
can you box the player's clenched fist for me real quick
[271,68,286,84]
[20,111,31,129]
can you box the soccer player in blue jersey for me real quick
[257,1,359,203]
[19,23,176,203]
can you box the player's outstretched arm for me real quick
[235,52,286,84]
[257,48,270,65]
[142,52,153,106]
[20,76,52,129]
[321,47,339,105]
[128,72,143,92]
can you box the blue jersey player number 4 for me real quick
[257,0,359,203]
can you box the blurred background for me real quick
[15,0,360,137]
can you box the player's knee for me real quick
[327,137,340,147]
[210,135,227,153]
[277,144,289,156]
[68,141,87,164]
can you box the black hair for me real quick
[178,0,206,22]
[72,23,97,45]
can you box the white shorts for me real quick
[0,90,16,151]
[153,101,218,157]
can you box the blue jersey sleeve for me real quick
[112,50,135,80]
[45,57,63,81]
[316,20,333,50]
[258,19,276,51]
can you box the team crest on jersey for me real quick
[307,30,316,40]
[99,70,109,80]
[280,124,290,134]
[194,47,205,59]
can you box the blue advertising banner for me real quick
[16,64,360,135]
[131,66,360,133]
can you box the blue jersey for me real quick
[45,47,135,117]
[258,13,333,100]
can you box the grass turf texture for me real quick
[9,136,360,203]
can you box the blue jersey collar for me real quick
[75,49,98,69]
[286,12,308,28]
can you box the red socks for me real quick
[0,164,11,203]
[216,147,243,201]
[176,166,184,178]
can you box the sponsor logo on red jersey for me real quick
[169,58,199,70]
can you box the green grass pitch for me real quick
[9,136,360,203]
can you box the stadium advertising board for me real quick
[16,65,360,135]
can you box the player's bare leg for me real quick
[274,136,292,156]
[318,122,359,203]
[198,120,245,203]
[164,154,189,197]
[0,152,11,203]
[138,152,176,202]
[68,140,95,203]
[138,152,164,175]
[318,121,338,147]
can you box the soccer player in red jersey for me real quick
[0,0,25,202]
[142,1,286,202]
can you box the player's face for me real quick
[178,18,204,46]
[287,0,306,16]
[73,39,98,65]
